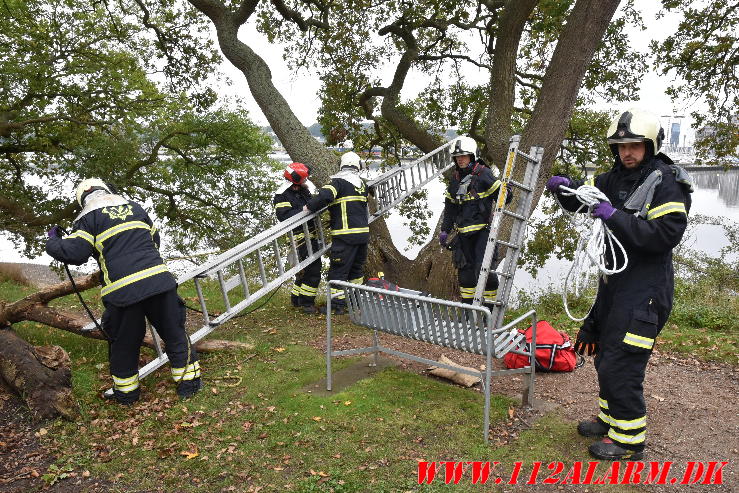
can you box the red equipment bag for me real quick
[364,274,400,300]
[503,320,580,372]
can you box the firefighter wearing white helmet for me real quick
[305,151,370,315]
[46,178,202,404]
[440,136,509,309]
[546,107,693,460]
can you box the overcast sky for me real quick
[218,2,695,142]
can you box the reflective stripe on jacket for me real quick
[306,174,369,245]
[273,185,316,245]
[46,200,175,307]
[441,163,504,235]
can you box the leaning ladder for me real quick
[472,135,544,326]
[88,139,459,395]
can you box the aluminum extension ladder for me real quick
[472,135,543,327]
[86,139,461,395]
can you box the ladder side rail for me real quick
[177,207,325,284]
[368,161,455,223]
[472,136,521,306]
[489,145,544,330]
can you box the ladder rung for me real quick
[507,180,532,192]
[496,240,519,249]
[502,210,527,221]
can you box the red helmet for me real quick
[284,162,310,185]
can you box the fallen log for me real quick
[0,328,77,421]
[0,271,252,418]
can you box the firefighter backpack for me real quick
[503,320,580,372]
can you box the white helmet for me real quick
[340,151,361,170]
[75,178,110,206]
[607,108,665,156]
[451,136,477,159]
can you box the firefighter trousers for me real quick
[291,239,321,306]
[103,288,200,403]
[456,228,499,304]
[594,345,651,451]
[327,238,368,307]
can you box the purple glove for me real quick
[439,231,448,247]
[592,201,616,221]
[47,225,61,238]
[545,176,570,193]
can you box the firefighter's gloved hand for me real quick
[574,329,599,356]
[591,201,616,221]
[438,231,448,247]
[546,176,570,193]
[47,225,61,238]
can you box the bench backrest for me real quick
[334,281,525,358]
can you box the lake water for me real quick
[383,168,739,296]
[2,166,737,298]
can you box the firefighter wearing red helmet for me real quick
[546,107,693,460]
[273,163,322,313]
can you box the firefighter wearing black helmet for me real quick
[546,108,693,460]
[46,179,202,405]
[273,162,322,314]
[439,136,508,308]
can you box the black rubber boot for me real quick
[177,378,203,400]
[577,419,609,437]
[302,305,319,314]
[291,294,301,307]
[103,389,139,406]
[589,438,643,460]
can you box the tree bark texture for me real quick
[188,0,339,185]
[484,0,539,166]
[365,202,458,298]
[0,329,76,421]
[521,0,622,210]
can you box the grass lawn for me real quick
[2,274,734,491]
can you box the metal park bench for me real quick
[325,281,537,443]
[325,136,544,443]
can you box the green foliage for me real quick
[0,0,276,256]
[654,0,739,165]
[41,463,74,486]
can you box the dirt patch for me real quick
[317,327,739,492]
[0,385,127,492]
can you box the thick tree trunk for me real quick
[484,0,539,166]
[521,0,622,209]
[188,0,339,185]
[0,328,76,421]
[366,204,458,298]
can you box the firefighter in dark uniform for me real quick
[439,136,507,308]
[547,108,692,460]
[46,179,202,404]
[304,151,369,315]
[273,162,322,314]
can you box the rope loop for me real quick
[556,184,629,321]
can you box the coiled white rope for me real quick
[557,185,629,321]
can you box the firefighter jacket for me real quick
[46,196,176,308]
[306,169,369,245]
[273,183,316,245]
[441,161,505,235]
[555,153,691,349]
